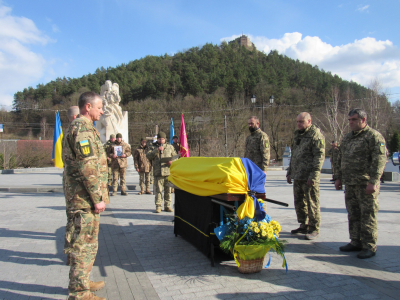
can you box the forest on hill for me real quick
[1,40,399,166]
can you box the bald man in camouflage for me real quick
[244,116,270,175]
[335,108,387,259]
[287,112,325,240]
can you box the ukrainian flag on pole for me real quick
[52,111,64,169]
[170,118,175,144]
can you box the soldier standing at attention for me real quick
[146,132,177,213]
[335,108,387,259]
[171,135,181,193]
[244,116,270,175]
[286,112,325,240]
[63,106,79,267]
[107,133,131,196]
[172,135,181,154]
[64,92,108,300]
[134,137,152,195]
[103,134,116,186]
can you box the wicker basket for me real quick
[237,256,265,274]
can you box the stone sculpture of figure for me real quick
[98,80,129,144]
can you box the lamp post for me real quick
[251,94,256,110]
[269,95,274,105]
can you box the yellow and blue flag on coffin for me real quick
[52,111,64,169]
[169,157,266,220]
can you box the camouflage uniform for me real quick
[63,114,109,300]
[334,125,386,251]
[103,139,115,185]
[172,142,181,155]
[62,126,73,262]
[146,143,177,209]
[107,140,131,193]
[148,141,157,184]
[134,144,151,193]
[244,128,270,172]
[287,124,325,233]
[331,146,340,175]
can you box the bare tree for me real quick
[321,86,351,142]
[363,78,391,132]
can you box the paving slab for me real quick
[0,171,399,299]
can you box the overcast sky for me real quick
[1,0,399,110]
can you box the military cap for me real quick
[116,133,122,138]
[140,137,146,142]
[173,135,178,139]
[110,134,116,139]
[157,132,166,139]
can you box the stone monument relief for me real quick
[97,80,129,143]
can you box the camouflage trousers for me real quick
[150,167,154,184]
[293,180,321,232]
[107,165,112,185]
[64,212,74,257]
[345,184,379,251]
[112,166,126,192]
[154,176,171,208]
[68,210,100,300]
[139,172,150,192]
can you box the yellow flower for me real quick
[267,232,274,239]
[254,227,260,233]
[261,230,267,237]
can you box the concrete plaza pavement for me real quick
[0,169,399,300]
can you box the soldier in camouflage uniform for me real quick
[146,132,177,213]
[244,116,270,174]
[134,137,152,195]
[63,106,79,266]
[286,112,325,240]
[107,133,131,196]
[334,108,387,259]
[172,135,181,154]
[63,92,108,300]
[103,134,116,186]
[171,136,181,193]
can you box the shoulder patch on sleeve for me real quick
[265,140,269,148]
[380,142,385,147]
[79,140,93,157]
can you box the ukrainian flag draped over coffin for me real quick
[169,157,266,220]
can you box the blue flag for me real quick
[170,118,175,144]
[52,111,63,168]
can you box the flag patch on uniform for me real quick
[380,142,385,147]
[79,140,93,157]
[265,141,269,148]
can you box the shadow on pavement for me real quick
[0,280,67,299]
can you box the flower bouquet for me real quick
[216,214,286,273]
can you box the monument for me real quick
[97,80,129,144]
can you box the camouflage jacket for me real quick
[134,144,151,172]
[172,142,181,155]
[244,128,270,172]
[63,114,109,212]
[103,140,114,166]
[331,147,340,165]
[334,125,387,186]
[107,140,131,169]
[146,143,177,176]
[286,124,325,182]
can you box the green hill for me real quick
[13,41,367,109]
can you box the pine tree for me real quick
[389,131,400,156]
